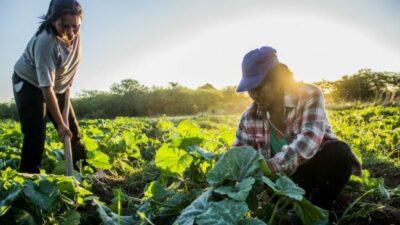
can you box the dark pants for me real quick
[290,140,353,210]
[12,73,86,173]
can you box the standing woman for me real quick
[12,0,86,173]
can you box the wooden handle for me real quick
[64,136,73,176]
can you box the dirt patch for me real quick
[331,160,400,225]
[91,171,126,203]
[366,161,400,188]
[91,169,153,204]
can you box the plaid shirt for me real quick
[234,83,337,175]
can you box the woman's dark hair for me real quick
[36,0,83,36]
[264,63,294,85]
[259,63,295,95]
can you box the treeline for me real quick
[0,69,398,119]
[72,81,251,118]
[0,81,251,119]
[314,69,399,104]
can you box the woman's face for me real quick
[53,14,81,42]
[248,79,282,112]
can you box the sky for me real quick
[0,0,399,102]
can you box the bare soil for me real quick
[332,161,400,225]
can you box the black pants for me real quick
[290,140,353,210]
[13,73,86,173]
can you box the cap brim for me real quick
[236,73,266,92]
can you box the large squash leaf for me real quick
[184,145,215,160]
[0,186,21,215]
[156,144,193,176]
[23,179,60,210]
[262,176,305,201]
[177,120,201,136]
[174,188,213,225]
[143,180,174,201]
[87,151,112,170]
[206,146,260,186]
[214,177,255,201]
[195,200,248,225]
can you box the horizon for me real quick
[1,0,399,103]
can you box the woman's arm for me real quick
[62,87,70,125]
[42,87,72,139]
[267,88,326,174]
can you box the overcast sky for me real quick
[0,0,399,102]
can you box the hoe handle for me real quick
[64,135,73,176]
[63,95,73,176]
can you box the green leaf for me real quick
[195,200,248,225]
[177,120,201,136]
[174,188,213,225]
[238,218,267,225]
[206,146,260,186]
[87,151,112,170]
[52,160,67,174]
[57,210,81,225]
[157,119,175,131]
[262,176,305,201]
[144,181,174,201]
[96,203,136,225]
[155,144,193,176]
[163,191,198,212]
[293,198,329,225]
[214,177,255,201]
[82,136,98,151]
[185,145,215,160]
[179,137,204,148]
[14,209,38,225]
[56,179,76,200]
[76,184,93,196]
[23,179,60,210]
[378,181,390,200]
[51,149,65,160]
[122,132,135,148]
[0,186,22,216]
[220,130,235,146]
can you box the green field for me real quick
[0,106,399,225]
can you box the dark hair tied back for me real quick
[36,0,82,36]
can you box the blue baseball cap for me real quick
[237,46,279,92]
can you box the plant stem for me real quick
[337,189,375,225]
[268,198,282,225]
[118,189,121,225]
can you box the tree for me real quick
[331,69,400,102]
[110,79,148,96]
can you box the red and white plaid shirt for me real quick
[234,83,337,175]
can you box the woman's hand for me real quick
[58,122,72,140]
[42,87,72,140]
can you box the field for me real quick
[0,106,399,225]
